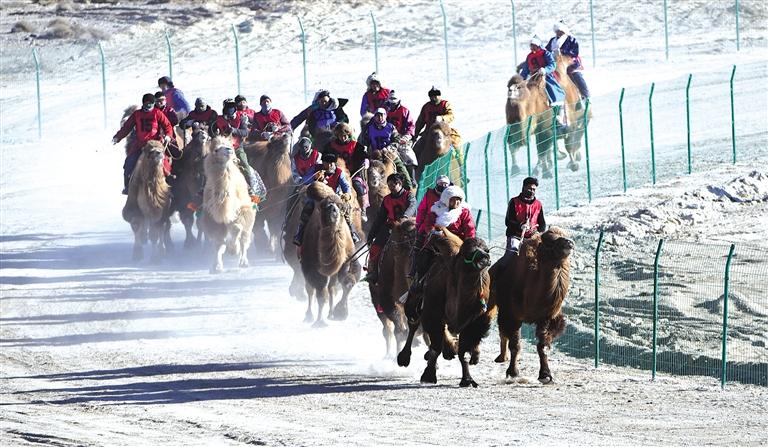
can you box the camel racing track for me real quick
[1,1,767,446]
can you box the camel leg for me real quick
[495,332,509,363]
[238,230,251,268]
[149,223,164,263]
[505,321,523,379]
[290,270,307,301]
[313,285,328,328]
[331,282,351,321]
[458,351,478,388]
[131,220,144,261]
[303,284,314,323]
[441,326,457,360]
[397,319,419,367]
[211,241,226,273]
[536,321,554,384]
[379,316,395,359]
[420,325,443,384]
[326,281,336,320]
[181,210,197,249]
[163,220,173,254]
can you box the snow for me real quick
[2,1,768,446]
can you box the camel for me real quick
[506,57,591,177]
[300,182,360,327]
[412,121,463,187]
[198,136,256,273]
[398,229,493,387]
[171,124,209,248]
[489,226,574,384]
[122,140,173,262]
[244,132,293,257]
[365,158,394,232]
[369,217,415,358]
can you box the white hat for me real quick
[374,107,387,116]
[435,175,450,187]
[440,185,465,206]
[553,20,569,34]
[530,35,543,47]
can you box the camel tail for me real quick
[548,313,567,341]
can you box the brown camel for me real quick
[122,140,173,262]
[399,230,493,387]
[489,226,574,383]
[412,121,463,187]
[365,158,394,232]
[171,124,209,248]
[198,136,256,273]
[300,182,360,327]
[244,132,293,257]
[282,184,308,300]
[368,217,415,358]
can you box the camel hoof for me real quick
[424,351,430,361]
[538,374,553,385]
[505,368,519,379]
[459,378,478,388]
[397,350,411,367]
[420,368,437,384]
[469,353,479,365]
[494,354,509,363]
[332,306,348,321]
[303,313,314,323]
[441,345,455,361]
[239,259,249,268]
[312,319,328,328]
[567,161,579,172]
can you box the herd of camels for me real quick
[119,55,581,387]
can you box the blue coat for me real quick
[547,35,583,70]
[520,49,565,106]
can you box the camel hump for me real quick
[306,181,336,202]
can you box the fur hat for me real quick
[440,185,465,206]
[530,35,543,48]
[553,20,569,34]
[321,152,337,163]
[366,72,381,88]
[428,86,441,97]
[234,94,246,104]
[194,97,206,108]
[141,93,155,104]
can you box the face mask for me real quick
[142,103,153,111]
[224,107,235,117]
[524,190,535,199]
[155,102,165,110]
[261,104,271,113]
[435,184,446,194]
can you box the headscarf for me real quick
[430,185,469,228]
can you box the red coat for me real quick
[158,105,179,126]
[293,149,320,177]
[424,207,476,241]
[361,88,391,116]
[113,107,173,155]
[506,196,544,238]
[387,105,415,137]
[237,107,256,124]
[251,109,290,133]
[214,115,246,149]
[415,188,440,235]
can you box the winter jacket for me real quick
[157,105,179,126]
[520,48,565,105]
[113,107,173,155]
[415,188,441,235]
[505,195,545,238]
[213,114,249,149]
[163,87,191,115]
[179,106,217,130]
[251,108,291,133]
[360,88,391,117]
[547,34,583,71]
[414,100,454,139]
[323,139,367,175]
[363,121,398,152]
[237,107,256,125]
[300,165,351,194]
[423,206,476,241]
[368,188,417,243]
[387,105,415,138]
[292,149,321,182]
[291,98,350,135]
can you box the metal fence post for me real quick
[589,0,596,67]
[649,82,657,185]
[483,132,492,240]
[503,124,511,203]
[663,0,669,61]
[735,0,741,51]
[164,30,173,79]
[98,42,107,129]
[652,239,665,381]
[298,17,308,103]
[32,48,41,139]
[721,244,736,389]
[232,24,241,95]
[525,115,533,177]
[619,88,627,192]
[594,230,605,368]
[370,11,379,73]
[462,142,471,200]
[474,209,482,227]
[552,106,560,210]
[686,74,693,174]
[730,65,737,164]
[584,99,592,202]
[439,0,450,87]
[511,0,518,68]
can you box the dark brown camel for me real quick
[244,132,292,258]
[489,226,574,383]
[365,158,394,232]
[171,124,209,248]
[368,217,415,358]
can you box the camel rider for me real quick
[213,98,265,203]
[323,122,370,213]
[385,90,418,181]
[112,93,174,195]
[413,86,454,142]
[547,20,590,100]
[499,177,546,267]
[360,72,391,117]
[409,175,450,279]
[363,108,398,157]
[251,94,292,141]
[154,91,179,126]
[179,98,218,135]
[290,89,350,136]
[293,153,361,246]
[157,76,191,117]
[365,173,417,287]
[520,36,568,135]
[292,137,321,184]
[234,94,256,126]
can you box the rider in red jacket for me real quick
[112,93,173,194]
[498,176,546,268]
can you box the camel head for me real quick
[209,136,235,167]
[267,131,291,156]
[391,217,417,247]
[538,227,575,262]
[319,197,343,228]
[507,75,526,99]
[141,140,166,167]
[332,122,355,143]
[191,122,210,145]
[426,121,451,153]
[367,159,388,190]
[459,237,491,271]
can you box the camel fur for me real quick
[122,140,173,262]
[199,136,256,273]
[365,158,394,232]
[300,182,358,327]
[369,217,416,358]
[412,121,463,187]
[171,124,209,248]
[489,226,574,384]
